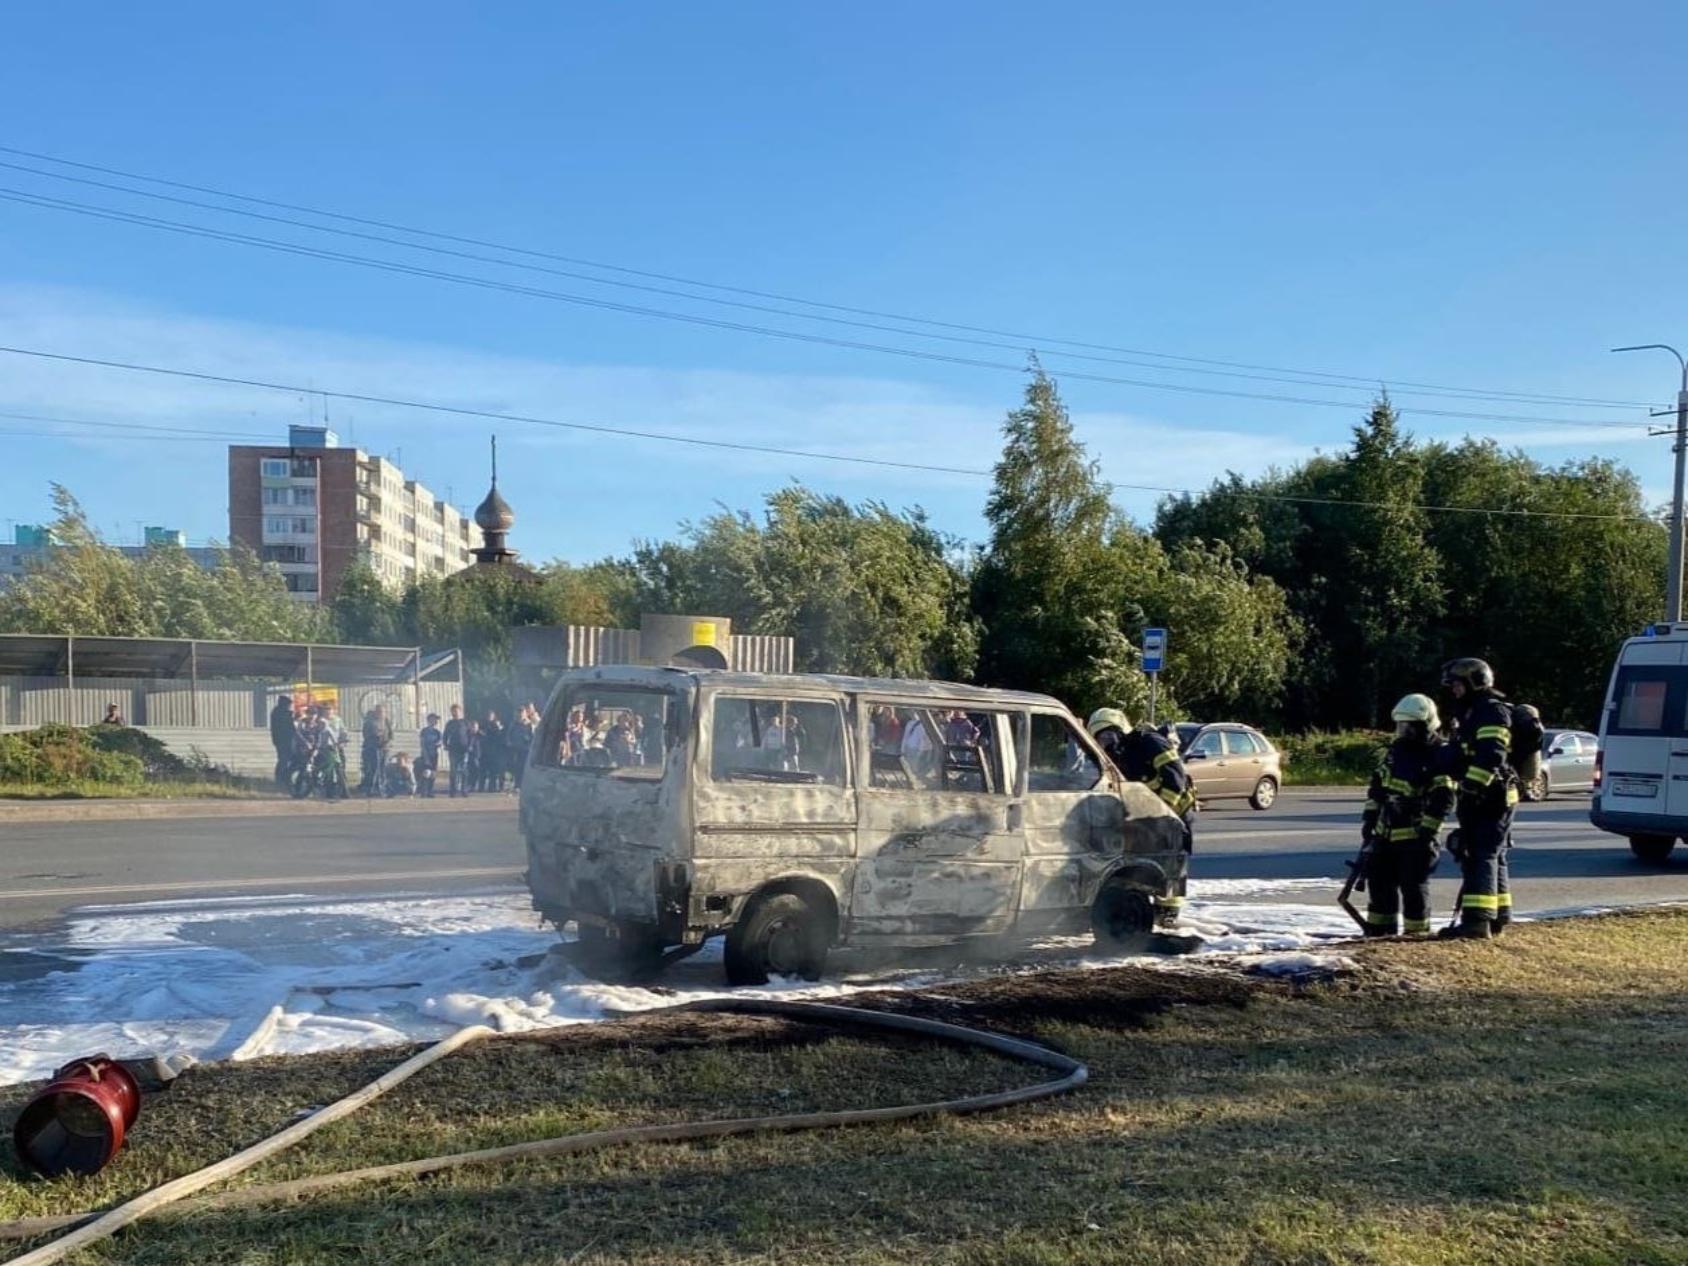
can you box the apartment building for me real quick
[228,426,480,601]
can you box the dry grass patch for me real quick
[1,912,1685,1264]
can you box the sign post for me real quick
[1142,627,1167,725]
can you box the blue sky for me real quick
[1,3,1685,562]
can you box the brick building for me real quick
[228,426,480,602]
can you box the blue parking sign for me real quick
[1142,627,1167,674]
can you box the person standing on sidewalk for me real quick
[443,704,469,797]
[269,695,298,789]
[360,704,393,797]
[480,711,508,792]
[417,712,443,799]
[509,703,536,790]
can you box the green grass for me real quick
[0,780,266,801]
[3,912,1687,1264]
[1274,729,1387,785]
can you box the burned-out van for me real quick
[519,666,1189,984]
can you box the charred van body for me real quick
[520,667,1188,985]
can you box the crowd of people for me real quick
[267,696,542,800]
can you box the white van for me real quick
[1590,624,1688,863]
[519,666,1190,985]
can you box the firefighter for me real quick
[1438,657,1517,940]
[1359,694,1457,935]
[1088,707,1197,918]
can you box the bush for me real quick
[1274,730,1388,785]
[0,724,154,788]
[86,723,189,777]
[0,732,46,782]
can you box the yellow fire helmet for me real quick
[1087,707,1132,737]
[1390,693,1440,730]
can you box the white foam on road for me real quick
[0,877,1355,1086]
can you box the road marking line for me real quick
[0,866,523,903]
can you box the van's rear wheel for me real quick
[572,921,663,982]
[725,892,828,986]
[1629,835,1677,865]
[1091,877,1156,955]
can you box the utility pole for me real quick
[1614,344,1688,622]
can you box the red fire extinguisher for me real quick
[12,1054,143,1177]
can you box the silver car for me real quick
[1174,722,1283,810]
[1523,728,1598,801]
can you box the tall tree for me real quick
[973,368,1129,710]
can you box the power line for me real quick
[0,142,1657,412]
[0,155,1656,416]
[0,409,270,440]
[0,185,1655,435]
[0,343,1657,523]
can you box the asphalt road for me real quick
[0,802,526,931]
[1194,789,1688,915]
[1,788,1683,934]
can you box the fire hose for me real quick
[1,998,1088,1264]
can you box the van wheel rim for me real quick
[765,919,807,975]
[1257,780,1276,806]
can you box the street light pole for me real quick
[1614,344,1688,623]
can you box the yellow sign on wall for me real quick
[290,683,340,710]
[690,621,718,647]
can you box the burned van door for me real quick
[1017,710,1115,918]
[851,703,1021,939]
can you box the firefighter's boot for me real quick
[1437,915,1493,941]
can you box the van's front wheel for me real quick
[725,892,829,986]
[1091,877,1156,955]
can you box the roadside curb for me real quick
[0,795,520,825]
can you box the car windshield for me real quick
[1175,723,1202,751]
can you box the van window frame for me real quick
[1607,665,1688,738]
[704,690,852,788]
[857,698,1012,796]
[1023,708,1105,794]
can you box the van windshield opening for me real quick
[542,685,680,778]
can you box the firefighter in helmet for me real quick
[1360,694,1457,935]
[1088,707,1197,915]
[1439,657,1517,939]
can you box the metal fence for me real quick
[0,677,470,729]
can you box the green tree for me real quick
[1142,541,1298,720]
[329,562,406,645]
[627,487,977,679]
[1154,406,1667,729]
[973,368,1130,712]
